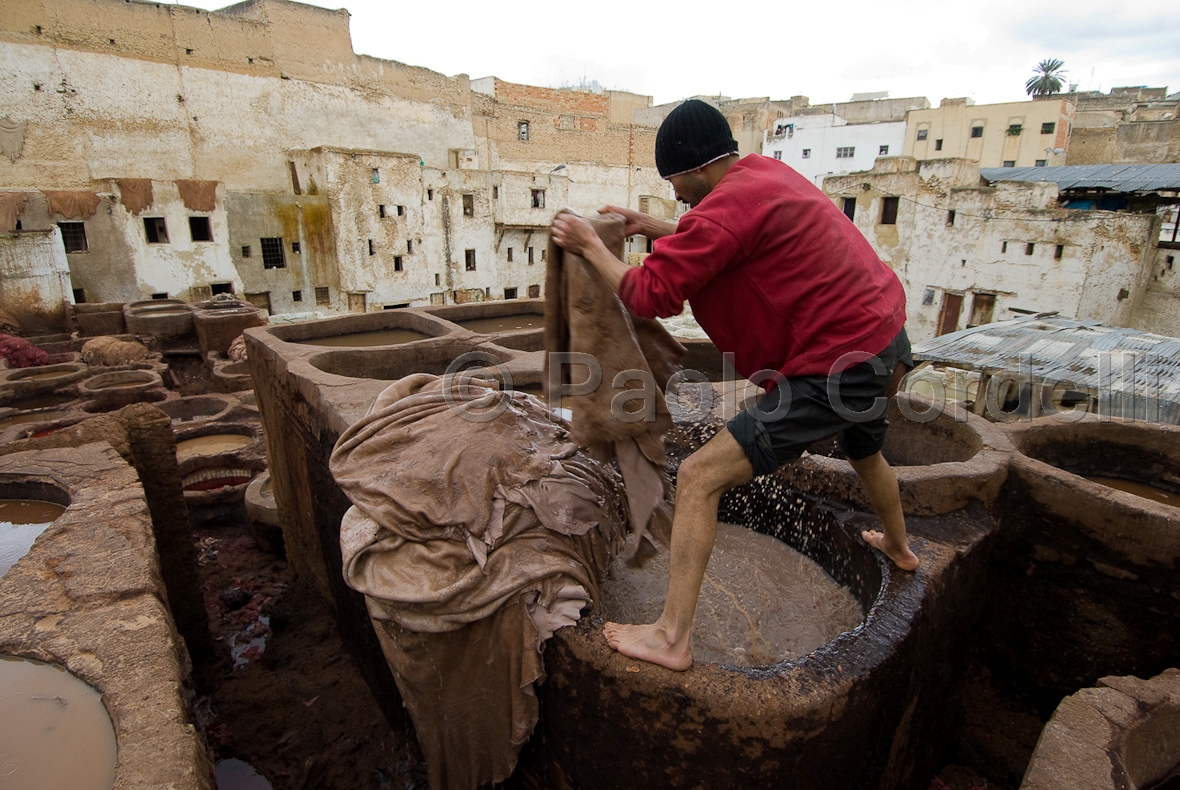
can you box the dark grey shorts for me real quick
[727,328,913,478]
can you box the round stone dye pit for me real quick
[0,498,67,578]
[0,656,117,790]
[78,370,164,410]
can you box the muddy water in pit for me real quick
[176,434,253,460]
[0,656,117,790]
[9,371,73,381]
[600,522,862,666]
[4,393,76,410]
[0,499,66,578]
[0,410,72,430]
[454,315,541,333]
[91,380,153,389]
[297,329,430,347]
[1084,476,1180,508]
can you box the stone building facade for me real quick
[1056,87,1180,165]
[0,0,669,320]
[903,98,1076,169]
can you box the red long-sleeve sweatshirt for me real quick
[619,155,906,385]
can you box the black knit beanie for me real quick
[655,100,739,178]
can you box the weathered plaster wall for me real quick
[1130,248,1180,337]
[0,227,71,332]
[824,158,1163,343]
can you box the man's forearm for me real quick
[641,216,678,239]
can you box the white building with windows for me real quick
[762,114,908,187]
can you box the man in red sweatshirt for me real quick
[550,99,918,671]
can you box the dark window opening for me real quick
[465,249,476,271]
[518,121,529,141]
[934,139,943,151]
[185,48,193,55]
[842,197,856,221]
[291,241,300,253]
[435,273,441,286]
[314,286,330,306]
[772,150,782,160]
[58,222,88,253]
[292,290,302,302]
[427,189,434,200]
[1008,125,1023,136]
[971,126,983,138]
[289,161,301,195]
[384,303,410,309]
[1054,244,1064,260]
[1002,241,1008,253]
[1003,160,1016,168]
[493,186,499,199]
[531,189,545,208]
[1025,243,1035,255]
[152,292,169,299]
[1041,122,1055,135]
[880,197,899,225]
[189,216,213,242]
[922,288,936,306]
[879,145,889,155]
[210,282,234,295]
[528,247,534,264]
[394,256,403,271]
[407,240,413,254]
[801,149,811,159]
[646,239,653,253]
[507,247,513,262]
[14,220,19,230]
[371,168,379,184]
[73,288,86,303]
[143,217,169,244]
[504,287,518,299]
[916,129,928,141]
[379,204,386,218]
[462,194,474,217]
[368,239,375,256]
[528,284,540,298]
[260,237,286,269]
[1035,159,1047,167]
[835,146,855,159]
[397,205,405,216]
[541,249,546,262]
[947,210,956,226]
[241,245,251,258]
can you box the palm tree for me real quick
[1026,59,1067,97]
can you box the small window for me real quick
[528,284,540,298]
[210,282,234,295]
[518,121,530,141]
[970,126,984,138]
[465,249,476,271]
[292,290,302,302]
[379,204,386,218]
[394,256,403,271]
[541,249,546,262]
[462,194,474,217]
[143,217,169,243]
[371,168,380,184]
[73,287,86,303]
[835,146,855,159]
[878,145,889,156]
[801,149,811,159]
[528,247,534,265]
[189,216,213,242]
[504,287,518,299]
[435,273,441,286]
[1054,244,1064,260]
[151,292,169,299]
[260,237,286,269]
[772,150,782,161]
[1035,159,1047,167]
[947,210,956,226]
[368,239,375,256]
[58,222,88,253]
[1001,241,1008,253]
[397,205,405,216]
[241,245,251,258]
[407,240,413,254]
[507,247,514,262]
[922,287,936,306]
[916,129,928,141]
[314,286,330,306]
[428,189,434,200]
[1040,122,1055,135]
[1007,124,1022,136]
[880,196,899,225]
[531,189,545,209]
[493,186,499,199]
[934,139,943,151]
[1025,243,1035,255]
[291,241,300,253]
[842,197,856,221]
[1003,160,1016,168]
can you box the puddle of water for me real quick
[454,316,541,333]
[0,656,117,790]
[298,329,430,347]
[0,500,66,578]
[1085,475,1180,508]
[601,521,862,666]
[176,434,253,459]
[215,758,273,789]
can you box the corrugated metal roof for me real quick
[979,164,1180,192]
[912,316,1180,423]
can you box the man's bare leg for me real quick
[849,451,920,571]
[604,428,754,670]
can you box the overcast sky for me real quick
[190,0,1180,107]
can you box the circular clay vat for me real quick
[0,484,68,578]
[77,369,164,410]
[269,309,446,349]
[123,300,194,338]
[175,423,266,512]
[538,466,935,790]
[244,471,283,555]
[0,407,86,443]
[1,362,89,394]
[154,394,235,426]
[73,301,127,336]
[210,359,253,392]
[1004,414,1180,568]
[0,655,117,789]
[309,340,517,381]
[194,305,268,357]
[774,392,1014,515]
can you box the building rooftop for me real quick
[980,164,1180,193]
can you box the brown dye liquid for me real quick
[6,393,75,410]
[299,329,429,347]
[0,410,71,429]
[0,656,117,790]
[93,380,152,389]
[176,434,253,458]
[11,371,72,381]
[1085,476,1180,508]
[600,522,862,666]
[454,316,541,333]
[0,500,66,578]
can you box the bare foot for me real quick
[603,622,692,671]
[861,530,920,571]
